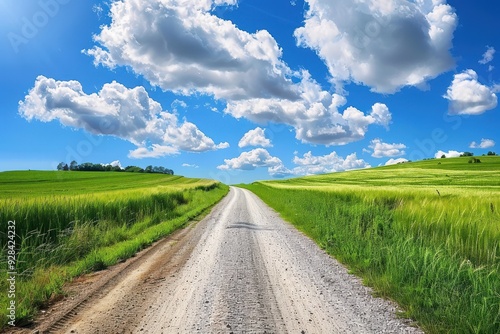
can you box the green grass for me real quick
[240,156,500,334]
[0,171,228,328]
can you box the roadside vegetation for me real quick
[241,156,500,334]
[0,171,228,328]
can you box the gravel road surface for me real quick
[27,187,422,334]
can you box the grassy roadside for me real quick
[0,171,228,329]
[240,157,500,334]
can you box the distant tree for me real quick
[156,166,167,173]
[441,154,446,159]
[54,161,172,174]
[77,162,106,171]
[124,166,144,173]
[461,152,473,157]
[70,160,79,171]
[487,151,496,156]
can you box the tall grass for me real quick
[241,181,500,334]
[0,171,228,328]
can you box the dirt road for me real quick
[28,187,422,333]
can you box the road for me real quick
[29,187,422,333]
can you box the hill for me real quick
[268,155,500,189]
[241,156,500,333]
[0,170,210,199]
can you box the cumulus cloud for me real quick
[217,148,283,171]
[226,74,392,145]
[19,76,227,158]
[444,70,498,115]
[84,0,297,101]
[292,151,370,175]
[238,127,272,148]
[85,0,390,146]
[218,149,370,177]
[479,46,495,65]
[104,160,123,168]
[470,138,495,149]
[294,0,457,93]
[435,150,463,158]
[368,139,406,158]
[268,164,294,178]
[385,158,408,166]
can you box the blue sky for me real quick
[0,0,498,184]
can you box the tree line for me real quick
[56,161,174,175]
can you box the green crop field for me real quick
[0,171,228,328]
[241,156,500,334]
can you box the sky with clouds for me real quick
[0,0,499,183]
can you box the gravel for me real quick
[27,187,423,334]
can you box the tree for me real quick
[487,151,496,156]
[57,162,66,171]
[70,160,79,171]
[461,152,473,157]
[145,165,153,173]
[124,166,144,173]
[441,154,446,159]
[62,164,69,171]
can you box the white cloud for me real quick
[368,139,406,158]
[470,139,495,149]
[171,99,187,111]
[182,163,199,168]
[268,164,294,178]
[226,74,392,145]
[217,148,283,171]
[444,70,498,115]
[218,149,370,177]
[128,145,180,159]
[435,150,463,158]
[479,46,495,65]
[292,151,370,175]
[103,160,123,169]
[85,0,390,146]
[294,0,457,93]
[84,0,297,101]
[216,142,230,149]
[385,158,408,166]
[19,76,227,158]
[238,127,272,148]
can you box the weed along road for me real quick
[34,187,422,333]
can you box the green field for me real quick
[0,171,228,328]
[241,156,500,334]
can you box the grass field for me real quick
[241,156,500,334]
[0,171,228,328]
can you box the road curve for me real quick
[50,186,421,333]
